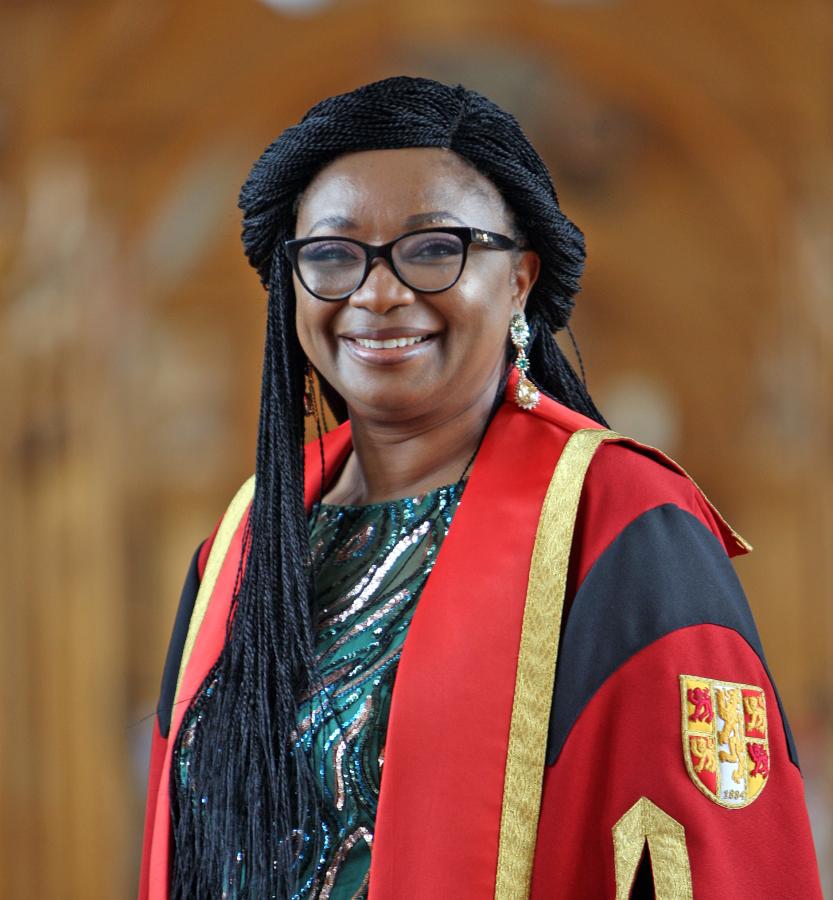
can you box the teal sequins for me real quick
[172,480,466,898]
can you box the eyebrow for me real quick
[305,210,466,237]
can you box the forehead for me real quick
[295,147,505,235]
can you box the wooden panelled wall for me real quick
[2,1,831,896]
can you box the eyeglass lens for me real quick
[296,231,465,298]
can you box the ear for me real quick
[511,248,541,313]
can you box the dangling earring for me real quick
[510,311,540,411]
[303,360,317,418]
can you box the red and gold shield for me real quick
[679,674,770,808]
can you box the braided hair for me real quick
[170,75,608,899]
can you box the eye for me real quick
[299,241,363,266]
[397,233,464,264]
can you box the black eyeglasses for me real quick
[284,226,518,301]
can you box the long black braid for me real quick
[170,75,608,900]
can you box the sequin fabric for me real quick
[171,480,466,898]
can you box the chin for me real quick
[342,382,440,422]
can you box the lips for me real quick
[353,335,429,349]
[339,329,439,366]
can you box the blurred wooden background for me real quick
[1,1,831,897]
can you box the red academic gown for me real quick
[139,370,821,899]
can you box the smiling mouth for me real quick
[352,335,430,349]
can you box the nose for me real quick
[348,258,416,314]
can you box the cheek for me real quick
[294,290,335,359]
[448,272,514,346]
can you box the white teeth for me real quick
[354,335,428,349]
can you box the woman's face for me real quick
[293,147,540,425]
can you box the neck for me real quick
[322,367,507,506]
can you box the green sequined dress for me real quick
[172,480,466,898]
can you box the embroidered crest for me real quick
[679,674,769,808]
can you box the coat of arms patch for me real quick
[679,674,770,808]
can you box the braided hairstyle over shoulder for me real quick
[170,75,608,899]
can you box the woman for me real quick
[139,76,821,899]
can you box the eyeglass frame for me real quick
[283,225,519,301]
